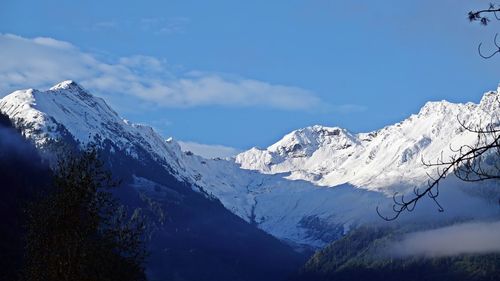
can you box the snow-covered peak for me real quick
[418,100,461,117]
[236,88,500,190]
[267,125,357,157]
[0,81,191,180]
[235,124,361,178]
[0,81,123,145]
[479,88,500,114]
[49,80,82,91]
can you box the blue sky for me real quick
[0,0,498,155]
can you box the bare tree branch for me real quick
[469,3,500,58]
[479,33,500,59]
[377,99,500,221]
[468,3,500,25]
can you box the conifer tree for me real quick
[24,148,147,281]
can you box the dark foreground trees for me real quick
[23,148,147,281]
[0,113,53,280]
[292,226,500,281]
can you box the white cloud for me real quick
[388,221,500,258]
[178,141,241,159]
[0,33,323,111]
[32,36,75,49]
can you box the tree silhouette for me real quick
[23,148,147,281]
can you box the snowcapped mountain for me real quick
[185,87,500,247]
[0,81,191,181]
[1,81,499,250]
[0,81,307,281]
[236,91,500,192]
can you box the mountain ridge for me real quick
[0,81,307,281]
[1,81,499,250]
[235,87,499,191]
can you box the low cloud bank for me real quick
[389,221,500,258]
[178,141,241,159]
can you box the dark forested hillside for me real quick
[96,142,307,281]
[290,226,500,281]
[0,113,52,280]
[0,111,307,281]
